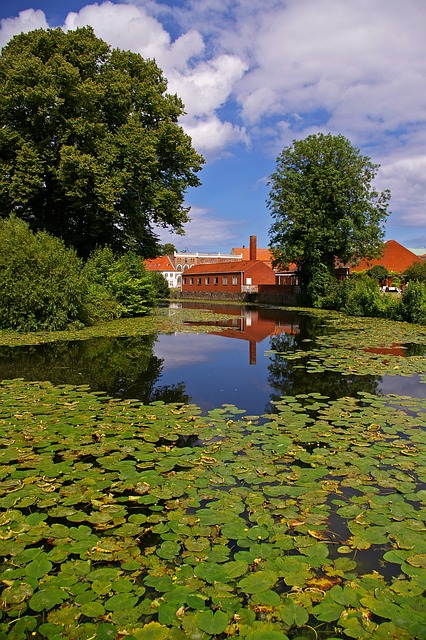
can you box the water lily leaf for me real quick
[281,599,309,627]
[252,589,281,607]
[329,584,358,606]
[80,601,106,617]
[194,562,230,584]
[25,557,53,579]
[104,593,139,611]
[312,597,345,622]
[1,581,33,605]
[246,630,289,640]
[195,610,229,634]
[29,587,66,611]
[156,540,181,560]
[406,554,426,568]
[360,595,404,620]
[238,570,278,594]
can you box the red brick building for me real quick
[181,260,276,299]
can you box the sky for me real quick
[1,0,425,253]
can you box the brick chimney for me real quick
[249,235,257,261]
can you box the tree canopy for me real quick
[267,133,390,304]
[0,27,204,257]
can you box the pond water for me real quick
[1,301,425,415]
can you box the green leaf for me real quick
[104,593,139,611]
[29,587,66,611]
[238,570,278,594]
[195,610,229,634]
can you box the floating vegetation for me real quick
[268,312,426,380]
[0,306,236,348]
[0,380,425,639]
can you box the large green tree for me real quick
[267,133,390,304]
[0,27,203,257]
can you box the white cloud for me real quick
[379,155,426,226]
[181,114,248,156]
[0,9,49,48]
[157,205,240,252]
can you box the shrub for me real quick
[83,247,155,321]
[401,281,426,324]
[321,274,402,320]
[0,216,86,331]
[149,271,170,299]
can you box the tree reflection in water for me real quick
[0,335,190,405]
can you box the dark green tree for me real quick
[267,133,390,305]
[160,242,177,256]
[367,265,389,283]
[404,261,426,283]
[0,27,203,257]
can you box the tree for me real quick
[404,261,426,283]
[160,242,177,256]
[0,27,204,258]
[267,133,390,305]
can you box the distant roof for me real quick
[231,246,273,262]
[184,260,273,275]
[145,256,175,271]
[352,240,423,273]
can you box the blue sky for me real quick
[1,0,425,253]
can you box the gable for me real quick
[352,240,423,274]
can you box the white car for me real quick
[386,286,401,293]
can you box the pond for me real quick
[0,302,425,640]
[1,301,425,415]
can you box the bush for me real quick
[0,216,86,331]
[83,247,155,321]
[321,274,402,320]
[401,281,426,324]
[149,271,170,299]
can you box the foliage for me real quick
[322,275,402,320]
[404,261,426,283]
[160,242,177,256]
[401,281,426,324]
[83,247,155,320]
[367,264,389,282]
[0,27,204,258]
[268,133,390,305]
[149,271,170,298]
[0,216,86,331]
[0,378,425,639]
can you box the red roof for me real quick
[352,240,423,274]
[184,260,271,275]
[145,256,175,272]
[232,247,273,263]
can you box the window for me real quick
[205,277,210,285]
[183,278,186,285]
[197,277,202,285]
[222,276,228,285]
[190,277,194,285]
[213,277,218,285]
[177,264,182,271]
[232,276,238,285]
[183,264,189,271]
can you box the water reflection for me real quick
[0,335,189,405]
[1,303,424,415]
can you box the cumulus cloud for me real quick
[157,205,240,252]
[1,0,425,231]
[0,9,48,48]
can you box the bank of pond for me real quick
[0,303,425,639]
